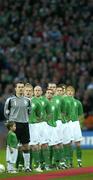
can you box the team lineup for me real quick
[4,82,83,173]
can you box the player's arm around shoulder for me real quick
[26,97,32,114]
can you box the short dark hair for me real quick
[15,81,25,88]
[5,121,15,130]
[60,84,67,89]
[57,84,62,88]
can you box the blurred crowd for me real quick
[0,0,93,128]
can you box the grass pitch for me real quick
[0,149,93,179]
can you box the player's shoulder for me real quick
[62,94,67,98]
[24,96,31,101]
[6,95,16,102]
[52,95,58,99]
[41,95,46,100]
[8,130,15,135]
[74,98,82,105]
[61,95,68,101]
[42,95,49,102]
[31,96,38,102]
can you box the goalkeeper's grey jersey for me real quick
[4,96,31,123]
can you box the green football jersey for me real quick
[69,97,83,122]
[52,95,63,120]
[29,97,42,123]
[61,95,71,123]
[38,96,49,122]
[7,130,18,148]
[47,99,58,127]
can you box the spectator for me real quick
[0,0,93,129]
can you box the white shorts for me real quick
[68,120,74,141]
[62,122,72,145]
[29,123,40,145]
[38,122,49,145]
[56,120,63,144]
[6,146,18,164]
[48,125,59,146]
[70,121,83,142]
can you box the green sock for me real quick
[49,146,53,166]
[76,146,82,162]
[40,148,46,169]
[59,146,65,163]
[42,147,50,167]
[52,147,60,166]
[32,149,40,168]
[16,150,24,169]
[69,145,73,165]
[64,146,67,163]
[64,145,71,165]
[40,148,44,163]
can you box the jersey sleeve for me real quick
[36,102,42,118]
[78,101,83,116]
[7,133,13,147]
[28,98,32,115]
[4,98,11,119]
[61,97,66,113]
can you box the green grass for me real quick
[0,149,5,165]
[73,149,93,167]
[0,149,93,179]
[52,173,93,180]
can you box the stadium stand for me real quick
[0,0,93,128]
